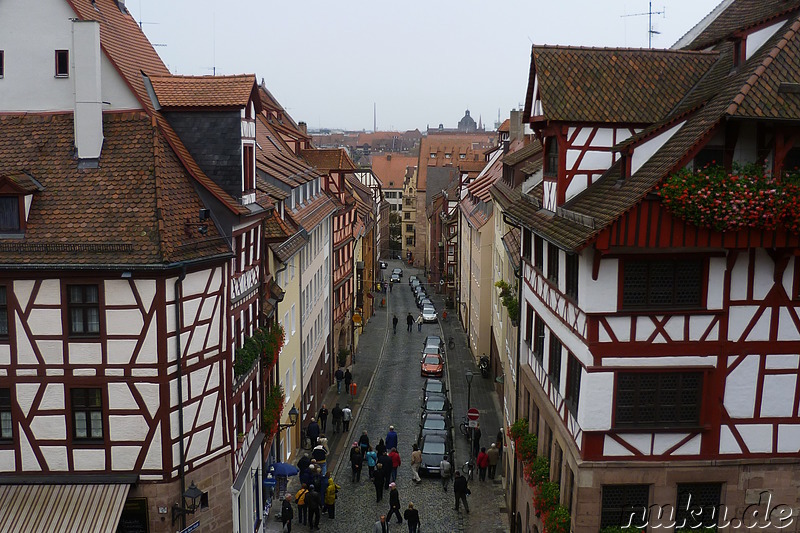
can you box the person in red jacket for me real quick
[476,447,489,482]
[388,447,402,482]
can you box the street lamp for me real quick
[465,370,474,459]
[276,406,299,461]
[172,481,203,525]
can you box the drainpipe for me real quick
[273,261,288,461]
[174,264,188,530]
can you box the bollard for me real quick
[350,382,357,398]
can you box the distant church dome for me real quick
[458,109,478,132]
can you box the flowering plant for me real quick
[659,163,800,233]
[234,322,285,378]
[262,385,285,440]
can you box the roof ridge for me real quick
[149,73,256,80]
[532,43,719,56]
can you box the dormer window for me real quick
[0,50,4,78]
[430,153,436,159]
[0,197,20,232]
[445,153,452,159]
[243,144,255,192]
[459,154,466,160]
[55,50,69,78]
[544,137,558,178]
[733,38,745,68]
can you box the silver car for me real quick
[421,305,437,323]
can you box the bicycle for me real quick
[461,458,475,481]
[458,417,471,438]
[448,336,455,350]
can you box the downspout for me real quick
[273,261,288,461]
[174,264,188,530]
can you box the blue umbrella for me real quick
[268,462,299,477]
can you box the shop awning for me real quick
[0,483,130,533]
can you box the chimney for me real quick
[509,109,523,142]
[298,121,308,136]
[72,20,103,162]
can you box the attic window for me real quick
[459,154,466,160]
[430,153,436,159]
[733,39,745,68]
[445,153,452,159]
[0,197,20,232]
[55,50,69,78]
[0,50,4,78]
[544,138,558,178]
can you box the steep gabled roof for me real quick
[370,154,418,189]
[149,74,260,109]
[299,148,357,171]
[677,0,800,51]
[417,133,495,191]
[256,116,322,187]
[526,45,719,124]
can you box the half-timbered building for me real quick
[0,1,272,532]
[504,1,800,531]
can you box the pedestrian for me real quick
[297,453,311,473]
[312,441,328,476]
[487,442,500,479]
[416,313,423,331]
[350,442,363,482]
[317,405,328,433]
[342,405,352,432]
[306,418,320,447]
[374,463,385,502]
[344,368,353,393]
[453,471,470,513]
[410,444,422,484]
[389,447,401,482]
[472,422,482,458]
[335,367,345,393]
[387,483,403,524]
[299,463,314,488]
[294,483,309,525]
[324,477,340,519]
[331,403,342,434]
[439,456,452,492]
[386,425,398,451]
[392,314,398,334]
[359,430,370,460]
[403,502,421,533]
[379,452,393,489]
[374,515,388,533]
[477,447,489,481]
[365,445,378,479]
[281,493,294,532]
[406,312,413,332]
[306,484,322,530]
[376,438,386,457]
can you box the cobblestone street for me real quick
[267,260,508,532]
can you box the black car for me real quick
[421,392,451,416]
[419,410,451,437]
[417,297,433,309]
[418,433,450,476]
[423,335,445,352]
[391,273,401,283]
[392,268,403,278]
[422,378,447,396]
[413,285,426,297]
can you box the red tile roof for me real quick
[416,133,495,191]
[256,116,322,187]
[149,74,259,109]
[370,154,417,189]
[299,148,357,171]
[0,112,228,265]
[527,45,719,124]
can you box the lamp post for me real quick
[276,405,299,462]
[465,370,474,459]
[172,481,204,526]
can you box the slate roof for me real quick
[0,112,228,266]
[291,193,338,232]
[149,75,259,109]
[256,115,322,187]
[526,45,719,124]
[270,231,307,263]
[501,228,521,271]
[513,14,800,250]
[679,0,800,50]
[299,148,357,171]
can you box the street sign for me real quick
[467,407,479,427]
[180,520,200,533]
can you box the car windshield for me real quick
[425,336,441,345]
[425,399,446,411]
[423,347,439,355]
[423,418,446,430]
[425,381,443,393]
[423,441,446,455]
[423,307,435,314]
[423,355,440,365]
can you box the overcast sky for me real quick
[130,0,723,132]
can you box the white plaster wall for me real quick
[0,0,141,112]
[35,280,61,305]
[106,309,145,336]
[135,383,160,419]
[777,424,800,453]
[689,315,719,341]
[723,355,758,418]
[69,342,102,365]
[729,253,749,301]
[27,308,63,336]
[631,122,685,175]
[0,449,14,472]
[760,374,796,417]
[603,356,717,367]
[109,415,149,441]
[20,432,40,471]
[566,146,613,173]
[40,383,65,410]
[30,415,66,440]
[41,446,68,471]
[73,448,105,471]
[107,339,138,365]
[16,383,40,418]
[112,446,141,471]
[603,436,634,456]
[738,424,773,453]
[187,427,211,460]
[108,383,138,410]
[653,433,691,455]
[719,425,742,454]
[13,280,36,311]
[728,306,767,341]
[752,249,774,301]
[543,181,557,211]
[105,280,137,306]
[582,255,618,313]
[766,354,800,369]
[143,423,163,470]
[39,340,64,366]
[746,20,785,60]
[577,371,614,431]
[733,121,758,165]
[672,434,701,455]
[707,257,726,310]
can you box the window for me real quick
[0,287,7,338]
[0,388,11,440]
[694,147,723,171]
[534,235,544,271]
[622,259,703,309]
[243,144,255,191]
[0,197,20,232]
[406,224,414,232]
[524,304,533,346]
[68,285,100,336]
[533,315,544,363]
[565,353,581,417]
[459,153,465,160]
[548,335,561,388]
[675,483,721,529]
[406,237,414,245]
[544,137,559,177]
[252,469,261,529]
[430,153,436,159]
[564,468,575,513]
[601,485,649,529]
[547,243,559,283]
[0,50,4,77]
[615,372,703,428]
[445,153,452,159]
[553,444,563,485]
[404,213,410,220]
[522,228,532,262]
[71,388,103,440]
[55,50,69,77]
[565,253,578,300]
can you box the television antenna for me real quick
[622,1,665,48]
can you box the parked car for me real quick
[421,392,451,416]
[421,305,437,323]
[420,350,444,377]
[422,377,447,396]
[392,267,403,278]
[413,285,426,297]
[423,336,445,352]
[418,297,433,309]
[380,261,388,269]
[418,433,450,476]
[417,412,452,458]
[408,275,418,286]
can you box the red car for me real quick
[420,348,444,377]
